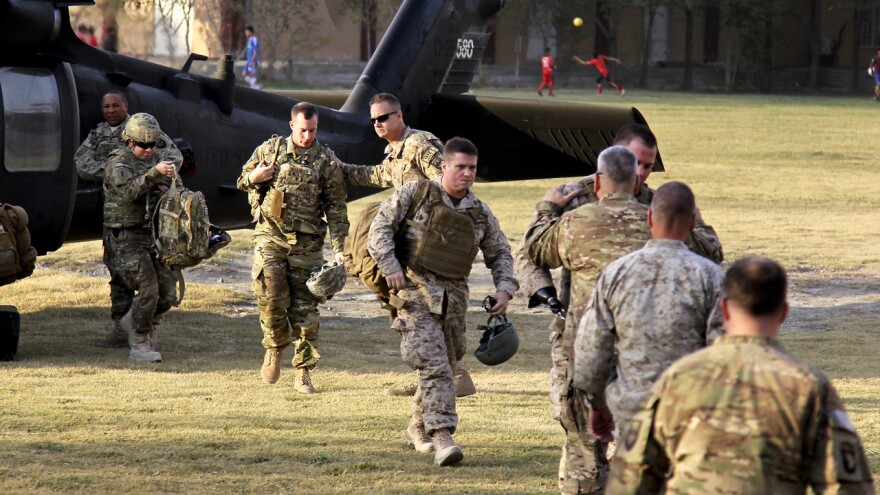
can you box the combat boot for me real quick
[129,331,161,362]
[385,381,417,397]
[432,428,463,466]
[294,367,317,394]
[261,348,283,384]
[404,417,435,453]
[454,365,477,398]
[98,320,129,348]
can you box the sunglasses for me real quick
[370,111,397,125]
[133,141,157,150]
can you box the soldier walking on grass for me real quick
[573,181,724,443]
[338,92,477,399]
[367,137,517,466]
[101,113,180,362]
[606,256,876,494]
[237,102,349,394]
[75,90,181,348]
[523,145,650,494]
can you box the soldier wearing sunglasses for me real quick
[75,91,181,350]
[101,113,181,363]
[339,93,444,188]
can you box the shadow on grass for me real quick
[8,307,556,377]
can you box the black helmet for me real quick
[474,314,518,366]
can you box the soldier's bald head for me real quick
[596,145,637,188]
[650,181,695,231]
[724,256,787,316]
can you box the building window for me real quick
[860,7,880,47]
[0,68,62,173]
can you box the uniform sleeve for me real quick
[105,161,165,203]
[478,206,519,298]
[705,265,725,344]
[686,213,724,264]
[156,132,183,166]
[412,139,443,180]
[808,382,876,495]
[321,157,350,254]
[237,141,269,191]
[605,381,671,495]
[339,161,396,188]
[368,182,415,276]
[74,130,104,181]
[572,271,617,410]
[523,200,566,270]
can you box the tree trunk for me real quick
[808,0,821,91]
[682,6,694,91]
[852,9,862,92]
[639,4,657,88]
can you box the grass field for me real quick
[2,90,879,493]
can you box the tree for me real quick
[253,0,325,81]
[340,0,402,61]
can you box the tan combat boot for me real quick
[261,348,283,384]
[129,331,162,362]
[99,320,129,348]
[385,381,417,397]
[404,417,435,453]
[294,367,316,394]
[432,428,463,466]
[454,365,477,397]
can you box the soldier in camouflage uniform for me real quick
[237,102,348,395]
[573,182,724,444]
[337,93,477,398]
[368,137,518,467]
[339,93,444,187]
[75,90,182,348]
[523,146,651,495]
[102,113,180,362]
[607,257,876,495]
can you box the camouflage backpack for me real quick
[152,176,218,269]
[0,204,38,287]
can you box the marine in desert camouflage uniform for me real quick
[607,257,876,495]
[523,146,650,494]
[237,102,348,394]
[513,124,722,494]
[337,93,476,397]
[102,113,179,363]
[368,137,517,467]
[573,182,724,444]
[75,90,182,348]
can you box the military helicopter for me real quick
[0,0,660,254]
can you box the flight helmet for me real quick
[474,314,519,366]
[306,262,347,300]
[124,113,161,143]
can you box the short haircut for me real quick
[596,145,637,186]
[443,136,478,159]
[545,47,551,53]
[103,89,127,104]
[650,181,695,229]
[369,93,401,110]
[291,102,318,120]
[724,256,787,316]
[246,25,254,33]
[613,123,657,149]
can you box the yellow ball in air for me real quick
[573,17,584,27]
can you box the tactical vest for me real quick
[400,180,482,279]
[102,147,156,229]
[255,137,333,236]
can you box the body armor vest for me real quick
[400,181,481,279]
[103,147,156,229]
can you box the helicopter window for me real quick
[1,68,62,173]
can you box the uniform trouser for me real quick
[396,290,466,435]
[252,236,322,369]
[550,318,608,495]
[107,228,178,334]
[102,227,134,322]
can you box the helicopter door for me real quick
[0,62,79,254]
